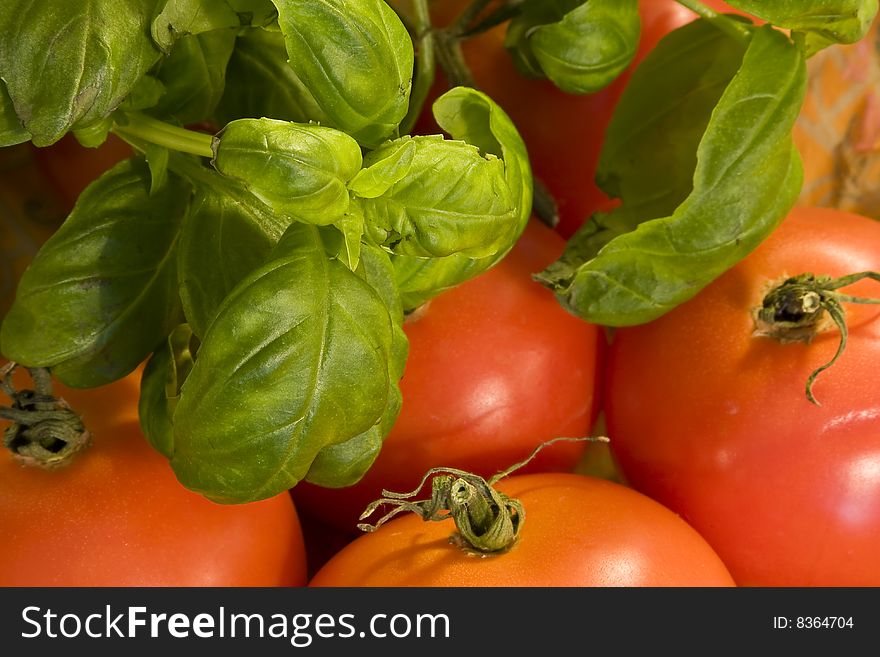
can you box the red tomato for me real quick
[30,133,132,213]
[309,472,735,587]
[415,0,736,237]
[605,206,880,587]
[293,220,602,532]
[0,366,308,586]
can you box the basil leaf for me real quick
[599,19,747,228]
[391,87,532,310]
[139,324,196,458]
[226,0,277,26]
[538,24,806,327]
[178,178,284,338]
[303,426,385,488]
[0,80,28,147]
[171,223,397,503]
[144,143,171,194]
[214,27,323,125]
[120,74,167,112]
[151,0,240,53]
[0,0,163,146]
[506,0,640,94]
[304,243,407,488]
[152,29,237,124]
[270,0,414,148]
[356,135,517,259]
[212,118,363,224]
[725,0,878,55]
[0,157,190,386]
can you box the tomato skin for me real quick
[293,220,601,532]
[309,473,735,587]
[605,206,880,587]
[415,0,735,238]
[0,368,308,586]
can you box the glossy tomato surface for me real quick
[605,206,880,586]
[0,367,308,586]
[309,473,735,587]
[293,220,602,532]
[415,0,735,237]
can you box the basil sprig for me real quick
[538,22,807,326]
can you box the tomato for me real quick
[0,366,308,586]
[414,0,735,238]
[30,133,132,213]
[293,220,602,532]
[308,472,735,586]
[604,206,880,587]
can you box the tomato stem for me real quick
[0,363,91,468]
[754,271,880,405]
[358,436,608,554]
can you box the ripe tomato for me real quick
[293,220,602,532]
[605,206,880,586]
[309,472,735,587]
[0,366,308,586]
[415,0,735,237]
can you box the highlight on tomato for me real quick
[309,469,735,587]
[0,364,308,587]
[604,206,880,587]
[292,219,602,533]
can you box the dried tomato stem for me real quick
[0,363,90,468]
[754,271,880,405]
[358,435,609,554]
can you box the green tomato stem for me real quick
[754,271,880,405]
[357,436,608,554]
[675,0,752,44]
[113,112,215,159]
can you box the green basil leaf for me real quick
[152,29,237,124]
[213,27,323,126]
[0,80,29,147]
[390,87,532,310]
[177,176,285,338]
[144,143,171,194]
[303,426,385,488]
[357,135,517,259]
[171,222,396,503]
[505,0,640,94]
[138,324,196,458]
[304,242,407,488]
[599,19,747,229]
[0,0,163,146]
[0,157,189,386]
[226,0,277,26]
[119,74,167,112]
[725,0,878,55]
[538,24,806,327]
[151,0,240,53]
[270,0,414,148]
[212,118,363,224]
